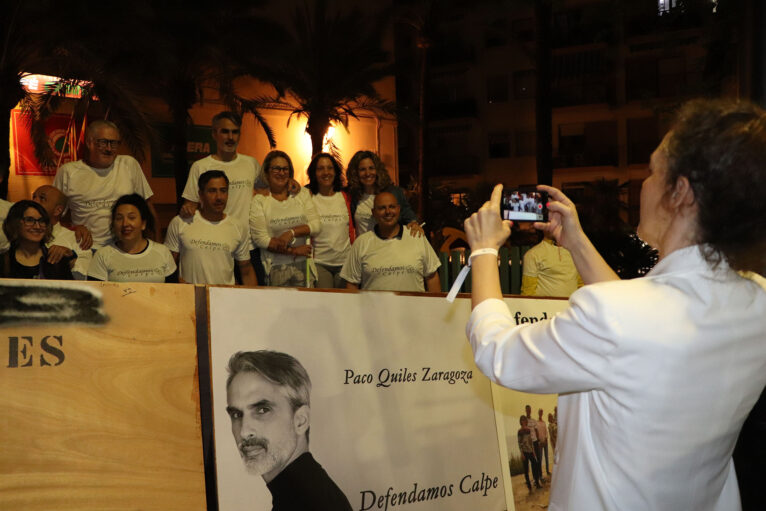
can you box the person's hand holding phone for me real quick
[465,184,513,251]
[534,185,586,252]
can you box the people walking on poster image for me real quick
[1,200,73,279]
[517,415,541,492]
[32,185,92,279]
[88,194,177,283]
[165,170,256,285]
[524,405,544,484]
[464,98,766,510]
[307,153,355,289]
[547,412,557,454]
[225,350,352,511]
[53,120,157,250]
[535,409,551,476]
[250,151,320,287]
[341,192,441,292]
[345,150,422,237]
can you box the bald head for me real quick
[372,191,401,230]
[33,185,67,223]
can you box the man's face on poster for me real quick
[226,371,308,482]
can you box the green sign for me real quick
[151,123,216,178]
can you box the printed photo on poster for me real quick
[209,287,510,511]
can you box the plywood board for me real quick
[0,281,206,510]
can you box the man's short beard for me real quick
[238,436,278,475]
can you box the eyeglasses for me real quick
[94,138,121,149]
[21,216,49,227]
[269,166,290,174]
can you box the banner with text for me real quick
[209,287,510,511]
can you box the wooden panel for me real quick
[0,281,206,510]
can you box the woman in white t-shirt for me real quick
[250,151,321,287]
[88,194,176,283]
[346,150,421,236]
[307,152,355,289]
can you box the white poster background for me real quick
[492,297,570,510]
[209,287,509,511]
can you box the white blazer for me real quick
[467,245,766,511]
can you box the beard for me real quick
[238,436,279,475]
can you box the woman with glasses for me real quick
[1,200,73,279]
[307,152,354,289]
[250,150,321,287]
[346,150,421,236]
[88,194,176,283]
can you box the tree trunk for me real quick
[306,114,330,158]
[535,0,553,186]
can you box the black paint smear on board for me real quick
[0,284,108,326]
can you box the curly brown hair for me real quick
[664,98,766,274]
[346,150,393,204]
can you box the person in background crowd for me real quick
[536,408,551,476]
[524,404,543,484]
[32,185,92,280]
[179,111,270,284]
[166,171,255,286]
[548,412,558,454]
[88,194,176,283]
[307,152,354,289]
[250,151,320,287]
[521,231,583,297]
[518,415,541,492]
[345,150,421,237]
[1,200,73,280]
[341,192,440,293]
[53,119,156,250]
[464,98,766,510]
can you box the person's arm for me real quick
[59,209,93,250]
[534,185,618,284]
[145,198,160,242]
[46,245,75,265]
[463,184,512,309]
[425,272,441,293]
[346,282,359,290]
[520,275,538,296]
[169,250,187,283]
[179,199,198,219]
[249,197,275,250]
[237,260,257,286]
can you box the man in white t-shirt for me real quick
[165,170,256,286]
[179,111,267,283]
[53,120,156,249]
[32,185,92,279]
[341,192,440,292]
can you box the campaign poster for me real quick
[208,287,510,511]
[491,297,569,511]
[150,123,215,177]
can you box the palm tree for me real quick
[235,0,396,159]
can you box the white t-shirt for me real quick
[182,153,263,225]
[311,192,350,267]
[88,240,176,283]
[0,199,13,253]
[340,227,441,292]
[354,193,376,235]
[53,156,153,247]
[50,223,92,279]
[250,188,321,273]
[165,211,250,285]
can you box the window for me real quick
[486,75,509,103]
[488,131,511,159]
[485,18,508,48]
[513,70,536,99]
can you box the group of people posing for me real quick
[0,111,441,292]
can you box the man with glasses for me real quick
[53,120,156,249]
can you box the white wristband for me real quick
[445,248,499,303]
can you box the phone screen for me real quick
[501,188,548,222]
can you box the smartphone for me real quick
[501,187,548,222]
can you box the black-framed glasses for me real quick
[269,166,290,174]
[94,138,121,149]
[21,216,48,227]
